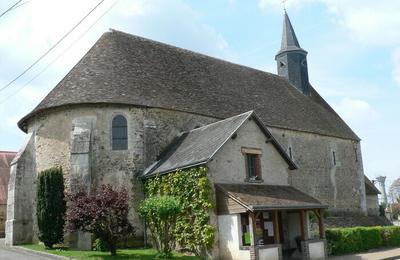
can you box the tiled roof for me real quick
[365,176,381,195]
[143,111,296,178]
[18,29,359,140]
[216,183,327,211]
[0,151,16,205]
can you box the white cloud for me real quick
[332,97,379,127]
[115,0,231,59]
[323,1,400,46]
[258,0,400,46]
[258,0,314,11]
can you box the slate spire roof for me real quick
[18,29,359,140]
[277,11,306,55]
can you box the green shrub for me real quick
[327,226,400,255]
[381,226,400,247]
[144,166,215,256]
[379,204,386,216]
[37,167,66,249]
[138,196,182,258]
[93,238,110,252]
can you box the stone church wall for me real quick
[12,104,367,245]
[268,127,367,214]
[24,105,217,245]
[5,133,37,245]
[367,195,379,216]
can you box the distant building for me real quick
[365,176,381,215]
[0,151,16,237]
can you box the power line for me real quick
[0,0,120,104]
[12,0,32,10]
[0,0,22,19]
[0,0,106,93]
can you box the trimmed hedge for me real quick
[327,226,400,255]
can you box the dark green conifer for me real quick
[37,167,66,248]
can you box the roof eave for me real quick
[250,204,328,211]
[249,113,298,170]
[141,159,209,180]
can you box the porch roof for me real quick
[216,183,327,213]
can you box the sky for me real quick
[0,0,399,187]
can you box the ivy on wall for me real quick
[144,166,215,255]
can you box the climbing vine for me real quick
[144,166,215,255]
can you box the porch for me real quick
[216,183,328,260]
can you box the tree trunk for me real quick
[109,242,117,256]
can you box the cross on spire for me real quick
[281,0,288,11]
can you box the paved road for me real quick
[0,239,58,260]
[0,246,57,260]
[330,247,400,260]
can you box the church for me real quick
[5,12,380,260]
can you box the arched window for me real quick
[112,115,127,150]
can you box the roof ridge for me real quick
[185,110,253,134]
[109,29,283,79]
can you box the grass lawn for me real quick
[20,244,201,260]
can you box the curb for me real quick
[13,246,69,259]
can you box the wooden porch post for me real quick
[273,210,280,244]
[299,209,306,241]
[316,209,325,239]
[249,211,256,246]
[248,212,257,260]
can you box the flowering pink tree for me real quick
[66,185,134,256]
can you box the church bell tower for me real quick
[275,11,310,96]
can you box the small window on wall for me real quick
[112,115,128,150]
[332,151,337,166]
[245,153,262,181]
[354,148,358,162]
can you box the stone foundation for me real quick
[301,239,327,260]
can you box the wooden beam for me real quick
[249,212,256,246]
[299,210,305,241]
[273,210,280,244]
[317,209,325,239]
[313,209,321,219]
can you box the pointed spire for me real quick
[275,11,310,96]
[279,11,304,54]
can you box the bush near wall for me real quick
[144,166,214,256]
[327,226,400,255]
[37,167,66,249]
